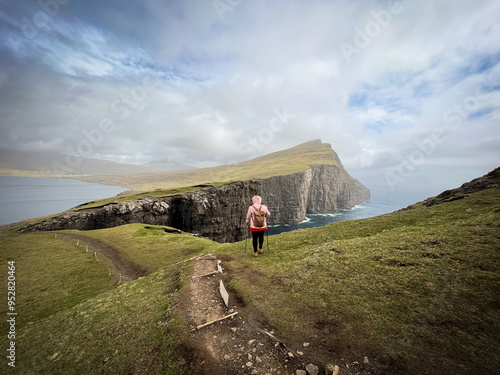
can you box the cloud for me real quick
[0,0,499,190]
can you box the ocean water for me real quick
[0,176,126,225]
[267,185,443,235]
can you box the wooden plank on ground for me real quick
[219,280,229,307]
[192,270,218,279]
[195,312,238,330]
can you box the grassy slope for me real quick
[0,168,68,178]
[78,139,337,192]
[1,188,498,374]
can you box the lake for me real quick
[0,176,126,225]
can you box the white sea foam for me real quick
[308,213,341,217]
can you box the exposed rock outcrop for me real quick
[20,153,370,242]
[403,166,500,210]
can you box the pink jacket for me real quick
[246,196,271,230]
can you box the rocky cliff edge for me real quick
[20,143,370,242]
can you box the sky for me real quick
[0,0,499,191]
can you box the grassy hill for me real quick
[78,139,338,191]
[1,180,498,374]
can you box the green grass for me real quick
[61,224,224,273]
[0,232,114,327]
[0,168,67,178]
[1,187,498,374]
[0,228,197,374]
[15,267,190,375]
[220,188,500,373]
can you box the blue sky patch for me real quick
[467,108,493,120]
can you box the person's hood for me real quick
[252,196,262,206]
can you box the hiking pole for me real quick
[266,227,270,253]
[244,223,248,252]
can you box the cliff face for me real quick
[21,181,261,243]
[261,164,370,224]
[21,161,370,242]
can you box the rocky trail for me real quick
[180,255,305,375]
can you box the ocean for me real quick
[0,176,126,225]
[267,185,443,235]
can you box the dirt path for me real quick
[57,233,149,281]
[180,255,302,375]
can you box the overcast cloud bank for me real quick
[1,0,499,190]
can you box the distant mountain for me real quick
[145,159,195,171]
[0,149,160,176]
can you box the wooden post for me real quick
[219,280,229,308]
[195,312,238,330]
[85,245,88,252]
[119,273,122,283]
[55,233,57,238]
[77,239,79,246]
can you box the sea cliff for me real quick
[21,168,369,242]
[20,142,370,242]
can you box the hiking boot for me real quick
[258,248,263,254]
[253,252,258,257]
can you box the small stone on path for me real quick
[296,370,307,375]
[306,363,319,375]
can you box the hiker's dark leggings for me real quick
[252,230,265,252]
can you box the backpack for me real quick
[252,205,266,228]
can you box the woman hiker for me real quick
[246,195,271,257]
